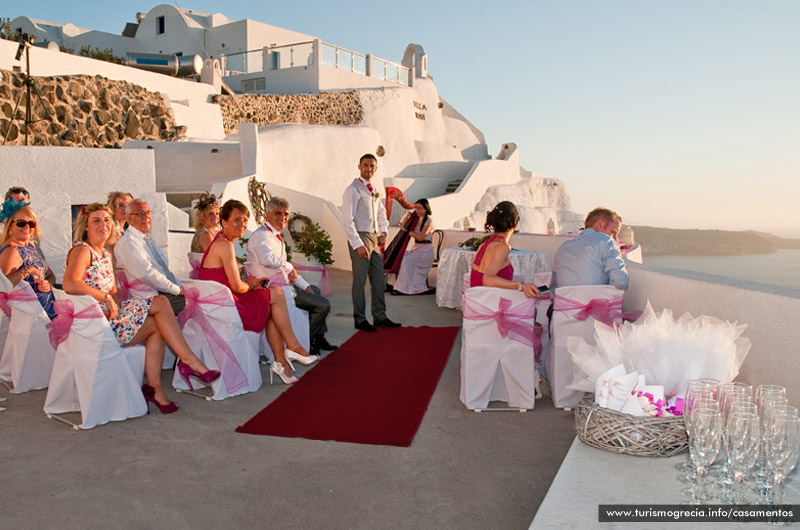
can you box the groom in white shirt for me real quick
[246,197,337,356]
[115,199,184,315]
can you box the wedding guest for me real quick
[106,191,133,242]
[246,196,337,356]
[390,199,435,295]
[0,206,56,318]
[64,203,220,414]
[115,199,185,315]
[553,207,629,290]
[470,201,540,298]
[199,199,315,385]
[342,153,401,332]
[4,186,30,204]
[190,192,220,253]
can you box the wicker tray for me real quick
[574,396,688,457]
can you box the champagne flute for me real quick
[765,413,800,512]
[677,383,718,474]
[726,411,760,505]
[683,408,722,503]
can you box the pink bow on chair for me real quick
[0,288,39,317]
[116,270,150,301]
[293,264,330,297]
[188,258,201,280]
[463,296,541,351]
[46,299,105,349]
[267,270,291,287]
[552,294,624,327]
[178,286,247,393]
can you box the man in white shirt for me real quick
[246,197,337,356]
[115,199,184,314]
[341,153,401,332]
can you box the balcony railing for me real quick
[221,41,411,86]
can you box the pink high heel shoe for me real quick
[177,360,221,390]
[141,385,178,414]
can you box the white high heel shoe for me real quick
[284,348,319,370]
[270,362,298,385]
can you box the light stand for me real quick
[3,33,51,146]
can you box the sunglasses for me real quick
[14,220,36,229]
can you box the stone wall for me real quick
[214,91,362,135]
[0,70,186,148]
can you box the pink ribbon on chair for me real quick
[267,270,291,287]
[293,264,330,297]
[188,258,201,280]
[45,299,105,349]
[178,286,247,394]
[552,294,624,327]
[0,288,39,317]
[116,270,150,301]
[463,296,541,352]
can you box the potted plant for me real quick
[291,221,334,285]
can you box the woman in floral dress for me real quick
[63,203,219,414]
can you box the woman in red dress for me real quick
[199,200,315,384]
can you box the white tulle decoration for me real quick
[567,303,751,398]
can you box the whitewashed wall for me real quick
[0,146,175,281]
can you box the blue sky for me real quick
[7,1,799,237]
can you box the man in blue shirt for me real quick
[553,208,629,290]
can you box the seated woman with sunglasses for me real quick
[0,205,56,319]
[63,203,220,414]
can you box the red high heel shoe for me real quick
[142,388,179,414]
[177,360,221,390]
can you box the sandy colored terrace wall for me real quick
[0,70,187,148]
[214,91,362,135]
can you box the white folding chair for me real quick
[460,286,537,412]
[0,281,56,393]
[173,279,262,400]
[44,290,147,429]
[547,284,624,409]
[244,262,310,363]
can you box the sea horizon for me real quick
[643,249,800,290]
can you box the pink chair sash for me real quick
[177,286,247,394]
[46,299,105,349]
[552,294,624,327]
[116,270,150,301]
[463,296,541,351]
[0,288,40,317]
[189,258,201,280]
[293,264,330,297]
[267,270,291,287]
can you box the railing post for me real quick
[365,54,372,77]
[312,39,321,66]
[262,45,271,72]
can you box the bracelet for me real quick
[517,282,524,291]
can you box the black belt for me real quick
[416,240,432,244]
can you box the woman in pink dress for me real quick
[63,203,220,414]
[199,199,315,385]
[470,201,540,298]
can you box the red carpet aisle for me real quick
[236,326,459,447]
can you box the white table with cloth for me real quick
[436,247,550,309]
[530,437,800,529]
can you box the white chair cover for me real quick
[173,279,261,399]
[460,286,536,410]
[187,252,203,279]
[44,290,147,429]
[0,282,56,393]
[547,284,624,409]
[244,262,310,360]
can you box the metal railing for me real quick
[220,48,264,75]
[321,42,367,75]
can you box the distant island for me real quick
[631,226,800,256]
